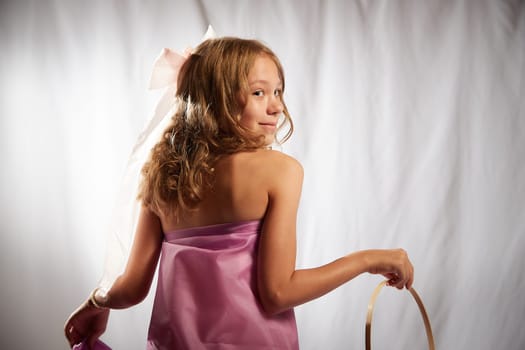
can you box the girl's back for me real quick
[148,149,301,350]
[159,149,295,232]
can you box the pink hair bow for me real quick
[148,47,192,90]
[148,25,217,91]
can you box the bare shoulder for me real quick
[248,149,303,176]
[252,150,304,192]
[221,149,303,192]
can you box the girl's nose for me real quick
[268,96,283,116]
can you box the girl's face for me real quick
[240,55,284,146]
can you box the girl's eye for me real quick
[253,90,264,97]
[274,89,282,97]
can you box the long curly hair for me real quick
[138,37,293,217]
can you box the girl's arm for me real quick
[257,155,414,315]
[95,205,164,308]
[64,206,162,347]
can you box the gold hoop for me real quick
[365,281,435,350]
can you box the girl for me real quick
[65,37,413,349]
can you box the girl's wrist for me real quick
[89,287,109,309]
[357,249,375,274]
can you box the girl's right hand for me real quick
[64,298,109,349]
[365,249,414,290]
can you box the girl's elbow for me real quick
[258,289,289,316]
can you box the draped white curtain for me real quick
[1,1,524,349]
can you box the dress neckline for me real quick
[164,219,263,239]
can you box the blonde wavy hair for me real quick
[138,37,293,216]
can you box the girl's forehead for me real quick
[248,56,281,83]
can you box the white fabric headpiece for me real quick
[98,26,217,290]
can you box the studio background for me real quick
[1,1,524,349]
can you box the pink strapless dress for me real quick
[146,220,299,349]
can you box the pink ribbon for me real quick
[148,47,192,90]
[148,25,217,91]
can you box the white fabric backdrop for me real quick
[1,0,524,349]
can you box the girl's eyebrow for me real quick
[248,79,282,86]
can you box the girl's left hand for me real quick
[64,298,110,349]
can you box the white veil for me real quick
[98,26,217,291]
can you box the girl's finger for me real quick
[66,324,83,347]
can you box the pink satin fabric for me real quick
[147,220,299,349]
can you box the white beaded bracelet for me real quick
[89,288,108,309]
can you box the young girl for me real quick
[65,37,413,349]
